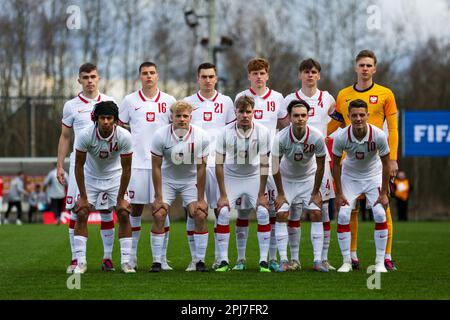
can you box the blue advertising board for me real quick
[403,111,450,157]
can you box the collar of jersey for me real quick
[348,124,373,144]
[235,122,254,139]
[289,124,310,144]
[197,90,218,102]
[171,124,192,142]
[249,87,271,100]
[296,88,321,101]
[352,82,375,93]
[139,89,161,102]
[78,92,101,104]
[96,125,116,142]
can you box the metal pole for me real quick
[208,0,215,63]
[28,97,36,157]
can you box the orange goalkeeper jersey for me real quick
[331,83,399,160]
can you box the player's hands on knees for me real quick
[334,193,349,211]
[152,198,168,216]
[196,199,209,217]
[216,196,230,213]
[309,191,323,208]
[57,167,66,185]
[75,197,89,214]
[388,160,398,178]
[374,194,389,209]
[116,198,131,214]
[275,193,288,212]
[257,193,269,210]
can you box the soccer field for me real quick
[0,221,449,300]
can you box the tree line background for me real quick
[0,0,449,219]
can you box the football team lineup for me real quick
[57,50,401,276]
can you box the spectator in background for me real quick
[0,176,4,225]
[28,184,48,223]
[394,171,411,221]
[44,163,68,226]
[4,172,28,225]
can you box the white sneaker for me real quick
[73,263,87,274]
[185,260,196,272]
[322,260,336,271]
[161,257,173,271]
[337,262,353,272]
[16,219,22,226]
[375,263,388,273]
[66,259,78,274]
[121,262,136,274]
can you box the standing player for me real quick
[327,50,398,271]
[332,99,390,273]
[150,101,210,272]
[272,100,328,272]
[284,58,336,270]
[184,62,235,272]
[119,61,176,271]
[72,101,134,274]
[233,58,289,271]
[57,63,117,273]
[215,95,272,272]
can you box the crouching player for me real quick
[272,100,328,272]
[73,101,134,274]
[150,101,210,272]
[332,99,390,273]
[215,95,272,272]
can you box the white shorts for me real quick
[65,158,80,210]
[225,175,260,209]
[163,181,198,207]
[85,175,129,211]
[283,176,320,211]
[236,175,276,211]
[341,174,382,210]
[205,166,219,209]
[320,162,335,201]
[128,168,154,204]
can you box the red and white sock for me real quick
[100,212,115,260]
[162,215,170,259]
[119,237,132,264]
[375,222,388,264]
[130,215,142,261]
[268,215,277,261]
[74,235,87,265]
[68,213,77,261]
[311,222,324,262]
[194,232,208,262]
[337,224,351,263]
[288,220,301,261]
[275,221,288,261]
[322,204,331,261]
[235,218,249,261]
[151,231,165,263]
[256,206,270,263]
[186,215,196,261]
[216,207,231,263]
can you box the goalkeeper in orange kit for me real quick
[327,50,398,271]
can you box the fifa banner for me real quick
[403,111,450,157]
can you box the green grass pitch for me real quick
[0,220,449,300]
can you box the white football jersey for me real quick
[284,89,335,138]
[235,88,287,135]
[184,90,236,167]
[74,125,133,179]
[151,124,210,184]
[119,89,175,169]
[332,124,390,180]
[62,92,116,161]
[216,122,271,179]
[272,125,326,182]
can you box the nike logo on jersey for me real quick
[100,201,108,206]
[164,145,175,150]
[345,99,352,103]
[78,109,91,113]
[135,106,143,111]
